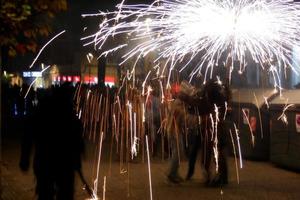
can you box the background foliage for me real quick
[1,0,67,57]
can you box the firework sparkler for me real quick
[28,30,66,69]
[82,0,300,86]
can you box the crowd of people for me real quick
[164,79,231,187]
[3,77,231,199]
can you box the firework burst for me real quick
[82,0,300,86]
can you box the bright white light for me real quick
[82,0,300,86]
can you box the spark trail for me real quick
[28,30,66,69]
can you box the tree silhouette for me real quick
[0,0,67,59]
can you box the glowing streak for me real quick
[213,104,219,173]
[229,129,240,184]
[93,131,104,199]
[145,86,153,106]
[242,108,255,146]
[269,65,284,93]
[216,76,222,85]
[113,114,118,143]
[82,0,300,86]
[103,176,106,200]
[87,90,91,100]
[277,100,294,124]
[142,103,146,123]
[234,123,243,169]
[117,96,123,115]
[78,109,82,119]
[131,112,139,159]
[214,104,220,134]
[159,80,165,103]
[142,71,152,95]
[253,92,264,139]
[264,96,270,109]
[223,101,228,121]
[87,53,94,63]
[127,101,133,152]
[24,65,51,99]
[28,30,66,69]
[209,114,214,141]
[145,135,153,200]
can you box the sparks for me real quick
[131,112,139,159]
[92,132,104,199]
[229,129,240,184]
[82,0,300,86]
[242,108,255,146]
[87,53,94,63]
[212,104,220,173]
[24,65,52,99]
[146,135,153,200]
[277,99,294,124]
[28,30,66,69]
[233,123,243,169]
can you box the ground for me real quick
[2,131,300,200]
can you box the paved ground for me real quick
[2,131,300,200]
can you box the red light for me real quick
[84,76,97,84]
[67,76,72,82]
[171,83,180,94]
[74,76,80,82]
[62,76,67,81]
[105,76,115,82]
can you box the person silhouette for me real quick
[179,79,231,186]
[20,83,85,200]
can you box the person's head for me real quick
[52,82,74,109]
[202,78,231,107]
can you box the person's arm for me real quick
[178,92,199,106]
[178,93,212,115]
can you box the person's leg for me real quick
[202,131,213,185]
[35,171,55,200]
[218,148,228,184]
[152,124,160,158]
[56,169,75,200]
[186,130,200,180]
[167,134,183,183]
[210,124,228,186]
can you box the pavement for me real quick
[2,130,300,200]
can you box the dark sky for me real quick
[5,0,156,72]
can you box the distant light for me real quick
[23,71,42,78]
[105,82,115,87]
[104,76,115,82]
[3,71,7,77]
[74,76,80,82]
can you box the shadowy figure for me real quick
[179,79,231,186]
[166,84,198,184]
[20,83,84,200]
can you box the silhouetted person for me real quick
[20,83,84,200]
[179,79,231,186]
[166,84,198,184]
